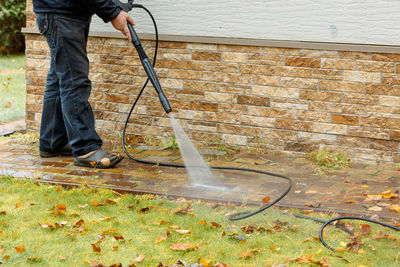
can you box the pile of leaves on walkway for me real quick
[0,175,399,266]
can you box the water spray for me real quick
[117,0,400,251]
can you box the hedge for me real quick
[0,0,26,55]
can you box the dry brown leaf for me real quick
[262,196,270,204]
[210,222,222,228]
[360,224,371,235]
[170,243,199,251]
[91,243,101,253]
[198,220,207,225]
[113,235,124,241]
[345,199,356,203]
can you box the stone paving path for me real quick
[0,136,399,220]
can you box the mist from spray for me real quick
[170,114,227,191]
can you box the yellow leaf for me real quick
[389,204,400,213]
[15,246,26,253]
[337,247,345,252]
[170,243,199,251]
[358,249,366,254]
[15,202,22,208]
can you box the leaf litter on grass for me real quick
[0,176,400,266]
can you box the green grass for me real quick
[308,147,351,176]
[0,72,26,123]
[0,55,25,71]
[0,54,26,123]
[0,176,399,266]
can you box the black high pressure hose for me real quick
[120,2,400,251]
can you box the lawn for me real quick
[0,176,399,266]
[0,54,26,123]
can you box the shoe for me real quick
[73,149,123,169]
[40,143,72,158]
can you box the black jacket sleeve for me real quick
[79,0,121,22]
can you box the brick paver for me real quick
[0,136,399,220]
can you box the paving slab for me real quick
[0,136,399,220]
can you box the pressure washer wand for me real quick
[127,23,172,113]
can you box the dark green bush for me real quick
[0,0,26,55]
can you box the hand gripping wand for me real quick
[114,0,172,113]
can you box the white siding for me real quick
[90,0,400,46]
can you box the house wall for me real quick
[25,1,400,163]
[90,0,400,46]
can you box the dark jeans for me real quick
[36,13,102,157]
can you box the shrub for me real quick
[0,0,26,55]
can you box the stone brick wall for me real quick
[25,1,400,163]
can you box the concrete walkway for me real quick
[0,134,399,220]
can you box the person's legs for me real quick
[36,14,69,153]
[42,14,102,157]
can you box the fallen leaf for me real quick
[345,199,356,203]
[224,211,238,217]
[15,246,25,253]
[4,102,11,109]
[3,255,10,260]
[306,190,318,194]
[368,206,382,212]
[105,199,117,205]
[360,224,371,235]
[155,231,170,244]
[102,228,120,235]
[78,204,88,209]
[389,204,400,213]
[240,249,260,259]
[372,232,397,240]
[358,249,365,254]
[91,201,104,207]
[53,204,66,215]
[172,203,192,214]
[112,246,118,251]
[0,211,6,215]
[262,196,270,204]
[198,220,207,225]
[381,189,398,199]
[270,245,280,251]
[170,243,199,251]
[91,243,101,253]
[113,236,124,241]
[15,202,22,208]
[59,255,66,260]
[210,222,222,228]
[134,254,145,263]
[175,229,191,234]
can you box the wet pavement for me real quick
[0,135,399,220]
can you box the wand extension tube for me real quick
[128,23,172,113]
